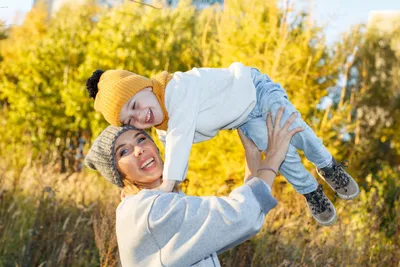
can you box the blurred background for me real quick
[0,0,399,266]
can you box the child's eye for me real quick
[132,102,136,110]
[138,136,146,144]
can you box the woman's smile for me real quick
[139,156,156,171]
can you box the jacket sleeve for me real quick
[147,177,277,267]
[161,79,201,182]
[156,129,167,147]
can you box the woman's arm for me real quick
[146,107,303,266]
[238,129,261,182]
[146,177,276,266]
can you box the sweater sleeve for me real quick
[147,177,278,267]
[161,78,201,182]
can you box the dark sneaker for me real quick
[304,185,336,226]
[317,159,360,200]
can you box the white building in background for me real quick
[368,10,400,33]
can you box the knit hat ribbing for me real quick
[84,125,153,188]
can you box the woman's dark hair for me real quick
[86,69,105,99]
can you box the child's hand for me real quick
[157,179,176,193]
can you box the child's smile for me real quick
[145,108,154,124]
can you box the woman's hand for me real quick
[256,107,304,187]
[261,107,303,170]
[237,129,261,182]
[155,179,176,193]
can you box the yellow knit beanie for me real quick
[94,70,172,128]
[94,70,153,126]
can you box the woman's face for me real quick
[114,130,163,189]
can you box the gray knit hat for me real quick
[85,125,153,188]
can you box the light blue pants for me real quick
[240,68,332,194]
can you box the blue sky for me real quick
[1,0,33,26]
[1,0,400,43]
[310,0,400,43]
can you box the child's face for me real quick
[120,87,164,129]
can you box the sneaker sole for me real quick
[305,198,337,226]
[316,169,360,200]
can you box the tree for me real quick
[0,2,97,171]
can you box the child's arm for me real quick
[156,129,187,193]
[156,129,167,147]
[160,121,197,190]
[158,81,202,188]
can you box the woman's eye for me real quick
[120,148,129,157]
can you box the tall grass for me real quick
[0,159,118,266]
[1,131,399,266]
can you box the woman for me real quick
[85,107,303,266]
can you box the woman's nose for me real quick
[133,145,144,157]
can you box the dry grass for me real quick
[1,153,399,266]
[0,159,118,266]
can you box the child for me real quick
[86,62,359,226]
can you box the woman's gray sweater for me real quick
[116,177,278,266]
